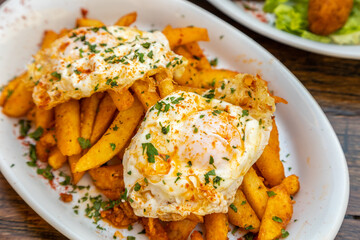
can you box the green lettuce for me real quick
[263,0,360,45]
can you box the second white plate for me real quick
[208,0,360,59]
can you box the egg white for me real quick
[28,26,186,109]
[123,91,272,221]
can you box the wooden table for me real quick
[0,0,359,239]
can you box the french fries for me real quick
[114,11,137,26]
[76,18,104,27]
[0,74,22,107]
[41,30,58,49]
[162,25,210,49]
[131,79,161,110]
[35,107,54,129]
[258,185,293,240]
[204,213,229,240]
[108,89,134,111]
[74,98,143,172]
[80,92,104,140]
[155,70,175,98]
[68,154,84,185]
[191,231,204,240]
[2,74,33,117]
[55,99,82,156]
[228,188,260,233]
[0,13,301,240]
[166,218,201,240]
[141,218,168,240]
[241,167,269,219]
[256,119,285,187]
[89,164,125,199]
[89,93,117,144]
[48,147,67,170]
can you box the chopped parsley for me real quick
[77,137,91,149]
[230,88,236,94]
[74,69,81,75]
[145,133,151,140]
[59,171,71,186]
[229,203,237,213]
[245,225,254,230]
[272,216,283,223]
[147,50,153,59]
[267,191,277,197]
[141,143,158,163]
[141,42,151,49]
[159,122,170,134]
[242,109,249,117]
[175,172,182,183]
[200,115,205,119]
[203,89,215,99]
[28,127,44,141]
[94,83,99,92]
[37,165,54,180]
[186,161,192,167]
[113,125,119,131]
[110,143,116,151]
[193,125,198,133]
[51,71,61,80]
[281,229,289,238]
[204,169,216,184]
[19,119,31,137]
[222,157,229,161]
[210,58,218,66]
[26,144,37,167]
[134,182,141,191]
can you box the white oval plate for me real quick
[208,0,360,60]
[0,0,349,239]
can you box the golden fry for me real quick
[68,154,84,185]
[26,107,36,122]
[166,218,200,240]
[155,70,174,98]
[2,80,33,118]
[190,231,204,240]
[76,18,104,27]
[90,93,117,144]
[241,167,269,219]
[0,74,22,107]
[184,42,211,70]
[280,175,300,196]
[141,218,168,240]
[258,185,293,240]
[256,119,285,187]
[162,25,210,49]
[131,80,160,110]
[55,99,81,156]
[108,89,134,111]
[204,213,229,240]
[48,147,67,170]
[41,30,58,49]
[228,188,260,233]
[89,164,124,192]
[35,107,54,129]
[75,98,143,172]
[173,85,208,95]
[80,92,104,140]
[114,12,137,26]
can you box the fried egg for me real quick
[123,90,273,221]
[27,26,186,109]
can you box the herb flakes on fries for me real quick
[1,11,299,240]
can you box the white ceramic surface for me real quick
[0,0,349,239]
[208,0,360,60]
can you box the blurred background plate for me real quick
[208,0,360,59]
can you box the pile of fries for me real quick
[0,11,300,240]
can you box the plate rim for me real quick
[0,0,350,239]
[208,0,360,60]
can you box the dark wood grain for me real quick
[0,0,359,239]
